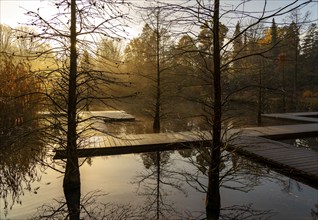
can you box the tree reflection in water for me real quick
[32,190,144,219]
[133,151,185,219]
[177,147,276,219]
[132,149,276,219]
[0,128,46,216]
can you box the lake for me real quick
[1,148,317,219]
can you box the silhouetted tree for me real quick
[163,1,315,219]
[125,1,178,133]
[20,0,129,218]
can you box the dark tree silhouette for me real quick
[16,1,130,218]
[160,0,315,219]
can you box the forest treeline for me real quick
[1,11,318,133]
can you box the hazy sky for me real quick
[1,0,317,31]
[0,0,49,27]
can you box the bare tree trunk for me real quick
[153,8,161,133]
[258,60,263,126]
[282,63,286,113]
[206,0,221,219]
[63,0,81,219]
[293,43,298,110]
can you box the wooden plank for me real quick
[277,158,318,166]
[113,136,123,147]
[106,135,116,147]
[149,133,167,144]
[112,136,123,146]
[91,136,101,148]
[241,123,318,139]
[132,134,150,145]
[126,134,142,145]
[242,148,315,157]
[117,135,133,146]
[288,165,318,173]
[263,155,318,162]
[262,113,318,123]
[54,122,318,185]
[54,142,197,159]
[87,110,135,122]
[102,136,109,148]
[229,135,318,184]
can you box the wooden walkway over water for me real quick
[54,124,318,185]
[262,112,318,123]
[228,135,318,185]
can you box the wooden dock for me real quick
[54,131,212,158]
[228,135,318,185]
[86,110,135,122]
[240,123,318,139]
[53,123,318,185]
[262,112,318,123]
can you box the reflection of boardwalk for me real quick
[54,123,318,185]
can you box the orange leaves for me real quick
[0,57,38,128]
[258,29,271,46]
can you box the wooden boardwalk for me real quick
[54,131,212,158]
[262,112,318,123]
[86,110,135,122]
[240,123,318,139]
[54,123,318,185]
[228,136,318,185]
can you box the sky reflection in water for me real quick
[1,150,317,219]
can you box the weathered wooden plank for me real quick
[54,142,197,159]
[262,112,318,123]
[92,136,102,148]
[229,135,318,184]
[112,136,122,146]
[278,158,318,166]
[54,121,318,185]
[126,134,142,145]
[265,155,318,162]
[117,135,133,146]
[87,110,135,122]
[242,148,315,157]
[102,136,109,148]
[106,135,116,147]
[242,123,318,139]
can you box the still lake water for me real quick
[1,149,317,219]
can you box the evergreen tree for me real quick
[301,23,318,86]
[233,22,243,56]
[285,21,300,108]
[232,22,244,75]
[270,18,279,60]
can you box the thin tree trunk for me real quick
[206,0,221,219]
[258,60,263,127]
[293,43,298,110]
[63,0,81,219]
[153,8,161,133]
[282,63,286,112]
